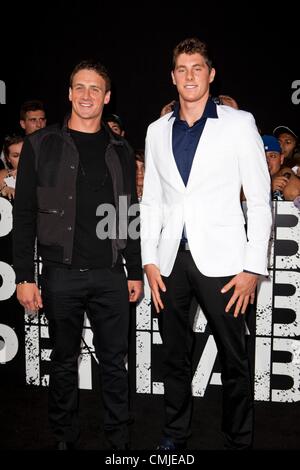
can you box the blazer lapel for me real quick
[165,116,186,192]
[186,117,222,192]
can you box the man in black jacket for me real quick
[13,60,143,450]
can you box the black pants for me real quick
[41,265,130,448]
[159,250,254,449]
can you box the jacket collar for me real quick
[169,96,218,122]
[62,113,124,147]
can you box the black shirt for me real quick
[13,123,142,282]
[69,128,114,268]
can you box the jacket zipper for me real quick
[38,209,64,216]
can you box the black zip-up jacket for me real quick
[13,121,142,283]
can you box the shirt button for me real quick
[65,258,70,262]
[70,165,75,170]
[67,226,72,231]
[68,195,73,200]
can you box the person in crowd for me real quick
[13,59,143,450]
[0,100,46,169]
[0,135,24,200]
[19,99,47,135]
[262,134,300,201]
[135,149,145,201]
[218,94,239,109]
[140,37,272,450]
[104,113,125,136]
[160,100,177,117]
[275,167,300,201]
[273,125,299,168]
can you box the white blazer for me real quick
[140,105,272,277]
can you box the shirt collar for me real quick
[169,96,218,122]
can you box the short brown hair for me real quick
[173,37,213,71]
[69,59,111,91]
[20,100,45,121]
[135,149,145,163]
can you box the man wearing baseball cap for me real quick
[273,125,299,166]
[262,134,300,201]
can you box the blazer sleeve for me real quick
[140,127,164,268]
[238,113,272,275]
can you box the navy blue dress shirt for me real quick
[171,97,218,243]
[171,97,218,186]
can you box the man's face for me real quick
[136,160,144,187]
[20,110,46,134]
[171,53,215,104]
[278,132,297,159]
[69,69,110,122]
[265,151,283,176]
[135,160,144,198]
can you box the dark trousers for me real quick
[158,250,254,449]
[41,265,130,447]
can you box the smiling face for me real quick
[69,69,111,126]
[171,52,215,105]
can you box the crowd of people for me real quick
[1,103,299,207]
[1,56,300,209]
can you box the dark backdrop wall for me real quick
[0,5,299,149]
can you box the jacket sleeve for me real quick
[122,143,143,281]
[140,127,164,268]
[238,112,272,275]
[13,137,38,283]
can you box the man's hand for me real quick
[127,280,143,302]
[221,272,258,317]
[1,186,15,200]
[144,264,166,313]
[16,283,43,313]
[272,175,289,193]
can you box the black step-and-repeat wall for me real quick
[1,199,299,404]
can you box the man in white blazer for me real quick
[140,37,272,450]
